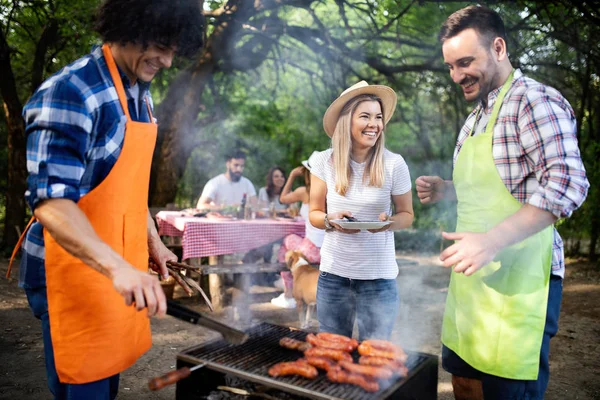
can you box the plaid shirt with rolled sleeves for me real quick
[19,45,153,289]
[453,69,589,278]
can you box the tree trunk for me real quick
[149,0,275,206]
[149,51,215,206]
[0,29,27,249]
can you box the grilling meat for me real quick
[304,356,338,372]
[304,346,353,362]
[327,366,380,393]
[279,337,312,352]
[268,360,318,379]
[358,339,408,362]
[339,360,393,380]
[359,356,408,376]
[316,332,359,350]
[306,333,354,352]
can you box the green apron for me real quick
[441,71,553,380]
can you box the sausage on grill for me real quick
[306,333,354,352]
[339,360,393,380]
[357,340,408,362]
[327,366,379,392]
[268,361,318,379]
[359,356,409,376]
[305,356,338,372]
[316,333,359,350]
[279,337,312,352]
[304,346,353,362]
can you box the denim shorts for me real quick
[316,271,399,341]
[442,275,563,400]
[25,287,120,400]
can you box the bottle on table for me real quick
[238,193,247,219]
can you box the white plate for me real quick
[330,219,391,230]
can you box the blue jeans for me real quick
[442,275,563,400]
[25,287,120,400]
[316,271,399,341]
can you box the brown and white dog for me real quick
[284,250,319,329]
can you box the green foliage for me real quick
[2,0,598,258]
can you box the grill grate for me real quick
[179,322,432,400]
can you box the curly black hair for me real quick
[94,0,205,57]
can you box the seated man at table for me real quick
[196,150,257,210]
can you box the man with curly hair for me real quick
[11,0,204,398]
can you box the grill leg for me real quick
[176,359,226,400]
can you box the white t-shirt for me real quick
[258,187,288,210]
[200,174,256,206]
[311,148,411,280]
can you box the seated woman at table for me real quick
[243,167,289,268]
[257,166,288,212]
[309,81,414,340]
[270,154,324,309]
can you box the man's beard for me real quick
[229,172,242,182]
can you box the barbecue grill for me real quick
[176,322,438,400]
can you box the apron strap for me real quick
[6,216,36,279]
[102,44,131,121]
[469,69,515,137]
[145,97,155,122]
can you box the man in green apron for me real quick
[416,5,589,399]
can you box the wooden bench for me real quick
[186,257,288,312]
[193,262,287,275]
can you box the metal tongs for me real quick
[149,302,249,391]
[166,300,249,344]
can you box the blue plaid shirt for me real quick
[19,45,154,289]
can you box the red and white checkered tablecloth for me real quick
[156,211,305,260]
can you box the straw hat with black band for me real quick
[322,81,397,137]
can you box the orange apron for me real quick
[10,43,156,384]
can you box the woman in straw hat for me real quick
[271,152,324,309]
[308,81,414,340]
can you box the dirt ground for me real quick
[0,253,598,400]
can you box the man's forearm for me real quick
[486,204,557,253]
[34,198,125,278]
[147,211,161,247]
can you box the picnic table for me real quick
[155,211,305,311]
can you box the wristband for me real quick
[324,214,333,231]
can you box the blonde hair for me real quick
[331,94,386,196]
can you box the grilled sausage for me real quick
[304,347,353,362]
[358,356,408,376]
[306,333,354,352]
[327,366,379,392]
[316,333,359,350]
[305,356,338,372]
[338,360,393,380]
[279,337,312,352]
[357,340,408,362]
[268,361,318,379]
